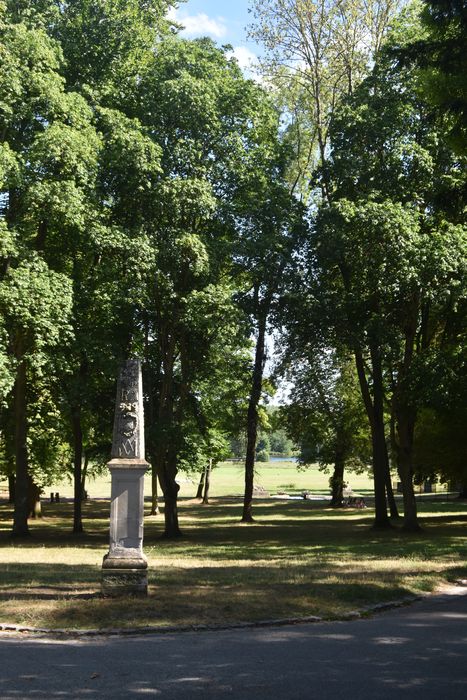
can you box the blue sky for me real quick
[169,1,260,71]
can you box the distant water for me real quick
[269,456,298,463]
[226,456,298,463]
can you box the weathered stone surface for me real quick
[107,464,147,560]
[102,359,149,596]
[111,358,145,460]
[101,569,148,597]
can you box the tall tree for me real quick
[405,0,467,152]
[313,16,467,529]
[233,172,306,523]
[129,38,276,536]
[28,0,168,533]
[0,8,101,534]
[249,0,405,523]
[250,0,403,193]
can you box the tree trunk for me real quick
[387,412,400,519]
[8,474,15,504]
[329,452,345,507]
[163,479,181,537]
[370,422,391,528]
[12,340,30,537]
[395,302,420,531]
[385,465,399,519]
[159,441,182,537]
[369,346,391,528]
[196,468,206,499]
[27,476,42,518]
[4,424,15,504]
[154,337,182,537]
[202,459,212,504]
[163,494,181,537]
[72,406,84,534]
[458,484,467,499]
[81,453,89,500]
[158,451,181,539]
[150,464,160,515]
[145,371,160,516]
[355,347,391,529]
[145,365,160,516]
[395,410,420,531]
[242,312,267,523]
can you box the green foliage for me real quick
[256,449,270,463]
[0,257,72,367]
[413,407,467,485]
[250,0,403,194]
[309,13,467,515]
[2,0,464,538]
[315,18,467,356]
[26,380,71,487]
[405,0,467,152]
[281,352,370,472]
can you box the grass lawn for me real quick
[0,462,465,631]
[13,460,377,501]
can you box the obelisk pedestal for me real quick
[101,359,149,596]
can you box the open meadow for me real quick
[14,460,378,501]
[0,462,466,631]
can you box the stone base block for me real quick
[101,568,148,597]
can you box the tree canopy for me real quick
[0,0,465,540]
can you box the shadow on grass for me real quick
[2,559,465,631]
[0,562,99,589]
[1,498,466,561]
[0,560,421,629]
[0,493,465,630]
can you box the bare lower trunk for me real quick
[387,413,400,519]
[395,304,420,531]
[28,476,42,518]
[81,454,89,500]
[159,446,181,537]
[202,459,212,504]
[242,414,256,522]
[385,468,399,519]
[196,468,206,499]
[8,474,15,504]
[371,423,391,528]
[242,313,267,523]
[371,346,391,528]
[398,459,420,531]
[395,412,420,531]
[330,453,345,507]
[150,464,160,515]
[163,494,181,537]
[355,347,390,529]
[156,341,181,537]
[145,360,160,516]
[72,407,84,534]
[12,345,30,537]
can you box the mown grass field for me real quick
[0,462,465,631]
[14,460,376,501]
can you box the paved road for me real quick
[1,588,466,699]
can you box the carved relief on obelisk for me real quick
[111,358,145,460]
[102,358,149,596]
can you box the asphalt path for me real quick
[0,588,466,699]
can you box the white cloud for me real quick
[167,8,227,39]
[183,13,227,39]
[228,46,258,72]
[166,7,177,21]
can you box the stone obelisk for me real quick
[101,358,149,596]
